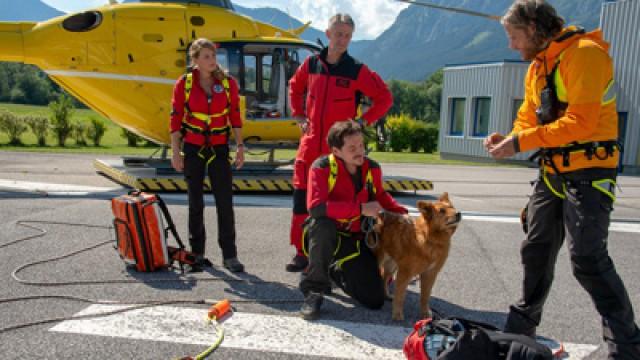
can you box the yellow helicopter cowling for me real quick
[0,2,313,146]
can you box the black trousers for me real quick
[299,217,385,310]
[505,168,640,359]
[183,143,237,260]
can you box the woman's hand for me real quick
[171,152,184,172]
[234,144,245,170]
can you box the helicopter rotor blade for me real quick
[395,0,502,21]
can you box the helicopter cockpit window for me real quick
[243,55,257,93]
[240,44,318,119]
[216,49,229,73]
[62,11,102,32]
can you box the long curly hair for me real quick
[501,0,565,48]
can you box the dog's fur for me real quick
[372,193,461,321]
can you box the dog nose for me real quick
[455,212,462,222]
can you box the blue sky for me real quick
[41,0,409,40]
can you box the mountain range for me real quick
[0,0,604,81]
[0,0,63,21]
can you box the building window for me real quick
[511,99,524,124]
[473,97,491,137]
[450,98,465,136]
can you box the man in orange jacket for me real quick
[286,13,392,272]
[485,1,639,359]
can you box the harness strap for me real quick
[328,154,376,225]
[182,73,232,140]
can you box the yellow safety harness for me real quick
[301,155,376,269]
[183,72,232,166]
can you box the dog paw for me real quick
[391,311,404,321]
[384,293,394,301]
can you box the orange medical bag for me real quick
[111,192,194,272]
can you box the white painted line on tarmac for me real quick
[0,179,118,194]
[407,208,640,234]
[51,304,598,359]
[3,179,638,234]
[51,304,407,360]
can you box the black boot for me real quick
[286,254,309,272]
[300,292,323,320]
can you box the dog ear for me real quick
[439,192,451,204]
[417,200,434,221]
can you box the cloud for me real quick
[293,0,409,39]
[236,0,409,40]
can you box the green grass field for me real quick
[0,102,506,166]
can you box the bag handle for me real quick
[153,193,186,250]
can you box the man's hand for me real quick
[483,132,505,152]
[488,136,516,159]
[295,116,309,134]
[361,201,382,217]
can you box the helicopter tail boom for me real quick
[0,22,36,63]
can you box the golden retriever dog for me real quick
[372,193,461,321]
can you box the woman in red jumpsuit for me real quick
[170,38,245,273]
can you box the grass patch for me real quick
[0,102,511,166]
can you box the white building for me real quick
[438,0,639,173]
[601,0,640,173]
[438,60,531,163]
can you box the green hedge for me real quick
[385,114,439,153]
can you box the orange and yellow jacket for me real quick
[510,26,619,173]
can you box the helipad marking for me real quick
[2,179,638,234]
[51,304,407,359]
[407,208,640,234]
[0,179,118,195]
[50,304,598,359]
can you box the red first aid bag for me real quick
[111,191,189,272]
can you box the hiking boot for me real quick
[185,263,203,273]
[223,257,245,273]
[300,292,323,320]
[286,255,308,272]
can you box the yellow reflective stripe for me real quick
[302,229,348,258]
[554,65,568,103]
[592,179,616,203]
[366,168,376,194]
[222,78,231,105]
[185,73,193,103]
[328,154,338,193]
[328,154,375,195]
[543,167,566,199]
[602,79,617,105]
[335,239,361,270]
[183,72,232,122]
[190,109,231,122]
[301,226,309,257]
[554,53,616,106]
[337,216,359,224]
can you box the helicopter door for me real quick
[114,7,187,74]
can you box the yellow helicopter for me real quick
[0,0,320,146]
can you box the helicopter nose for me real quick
[0,23,33,63]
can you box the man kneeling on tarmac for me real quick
[299,120,408,320]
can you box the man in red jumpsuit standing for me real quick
[286,13,393,272]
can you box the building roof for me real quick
[444,59,528,70]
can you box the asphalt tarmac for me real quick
[1,151,639,359]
